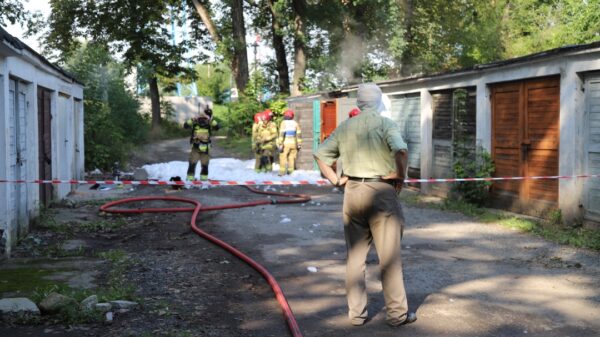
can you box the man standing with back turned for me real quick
[314,83,416,327]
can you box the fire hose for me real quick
[99,186,309,337]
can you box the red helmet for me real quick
[283,109,294,119]
[253,112,261,123]
[348,108,360,118]
[262,109,273,121]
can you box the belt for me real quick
[347,176,395,186]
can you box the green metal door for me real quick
[312,100,321,170]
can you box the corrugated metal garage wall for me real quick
[288,98,315,170]
[389,93,421,178]
[585,74,600,222]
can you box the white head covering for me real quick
[356,83,382,113]
[377,94,392,118]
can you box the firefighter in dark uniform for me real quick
[184,108,219,181]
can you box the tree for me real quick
[190,0,250,91]
[65,42,148,170]
[501,0,600,58]
[0,0,43,36]
[45,0,198,132]
[290,0,307,96]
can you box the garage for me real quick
[491,76,560,210]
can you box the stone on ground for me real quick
[38,292,78,314]
[0,298,40,315]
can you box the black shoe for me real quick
[387,312,417,327]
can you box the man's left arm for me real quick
[383,121,408,191]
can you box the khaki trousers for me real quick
[279,144,298,174]
[187,147,210,179]
[342,180,408,325]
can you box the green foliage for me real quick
[450,89,495,205]
[65,43,148,170]
[222,99,265,136]
[195,63,232,104]
[453,146,495,205]
[502,0,600,58]
[0,0,42,30]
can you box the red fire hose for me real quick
[99,186,310,337]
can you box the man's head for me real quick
[356,83,382,113]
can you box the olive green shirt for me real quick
[314,111,407,178]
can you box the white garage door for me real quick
[8,79,28,233]
[585,75,600,222]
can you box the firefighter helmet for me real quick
[253,112,261,123]
[262,109,273,121]
[283,109,295,119]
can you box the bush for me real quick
[66,43,149,170]
[453,145,495,205]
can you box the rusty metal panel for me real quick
[320,100,337,142]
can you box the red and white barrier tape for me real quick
[0,174,599,186]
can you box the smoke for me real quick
[338,33,365,84]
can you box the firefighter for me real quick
[255,110,278,173]
[251,111,263,172]
[184,107,219,181]
[277,109,302,176]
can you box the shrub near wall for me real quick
[66,43,148,171]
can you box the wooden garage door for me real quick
[38,87,53,206]
[320,100,337,141]
[491,77,560,205]
[585,75,600,222]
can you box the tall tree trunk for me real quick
[291,0,306,96]
[149,76,161,131]
[231,0,249,91]
[191,0,248,92]
[267,0,290,94]
[399,0,414,77]
[191,0,220,43]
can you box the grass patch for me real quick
[96,249,137,302]
[79,218,127,232]
[0,268,69,296]
[77,198,119,207]
[217,134,252,159]
[43,243,86,258]
[401,195,600,251]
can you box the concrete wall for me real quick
[0,42,84,257]
[139,96,212,125]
